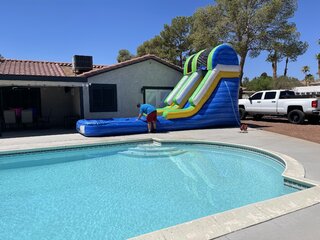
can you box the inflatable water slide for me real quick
[77,44,241,137]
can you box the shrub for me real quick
[245,75,274,91]
[273,76,302,89]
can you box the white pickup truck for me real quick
[238,90,320,124]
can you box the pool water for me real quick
[0,142,296,240]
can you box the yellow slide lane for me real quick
[163,71,239,119]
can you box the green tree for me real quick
[301,65,314,86]
[305,74,314,86]
[117,49,134,63]
[266,41,283,80]
[137,16,193,67]
[316,39,320,80]
[191,6,221,52]
[266,29,308,79]
[242,77,250,87]
[191,0,298,83]
[161,16,193,66]
[302,65,310,76]
[283,38,308,77]
[273,76,302,89]
[137,36,167,59]
[246,74,274,91]
[316,53,320,80]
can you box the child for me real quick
[240,123,248,133]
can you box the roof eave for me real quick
[0,74,87,83]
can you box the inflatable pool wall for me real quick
[77,44,240,137]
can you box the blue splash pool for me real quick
[0,142,297,239]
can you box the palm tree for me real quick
[302,66,311,86]
[302,65,310,75]
[317,38,320,80]
[305,74,314,86]
[316,54,320,80]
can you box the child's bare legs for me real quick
[152,121,156,132]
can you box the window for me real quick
[264,91,276,99]
[250,92,263,100]
[89,84,117,112]
[142,87,173,108]
[279,91,295,99]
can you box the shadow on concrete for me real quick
[0,128,77,139]
[242,123,271,129]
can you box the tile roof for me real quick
[0,55,181,79]
[80,55,182,77]
[0,59,105,77]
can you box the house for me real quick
[0,55,182,129]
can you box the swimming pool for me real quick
[0,141,298,239]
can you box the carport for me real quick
[0,73,86,130]
[0,57,107,131]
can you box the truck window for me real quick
[264,91,276,99]
[279,91,295,99]
[250,92,263,100]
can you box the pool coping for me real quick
[129,138,320,240]
[1,137,319,240]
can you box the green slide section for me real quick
[206,45,218,70]
[163,75,189,106]
[192,50,205,72]
[157,48,207,114]
[161,72,210,116]
[183,54,195,75]
[161,54,196,107]
[189,70,213,106]
[173,71,202,105]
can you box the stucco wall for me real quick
[71,87,81,116]
[40,87,80,126]
[83,59,182,118]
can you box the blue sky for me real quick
[1,0,319,80]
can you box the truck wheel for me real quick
[239,108,246,120]
[288,110,305,124]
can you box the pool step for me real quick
[134,143,162,149]
[129,146,177,152]
[119,144,186,157]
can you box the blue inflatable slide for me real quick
[77,44,241,137]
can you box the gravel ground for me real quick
[242,117,320,144]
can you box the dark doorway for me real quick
[0,87,41,118]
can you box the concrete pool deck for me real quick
[1,127,320,239]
